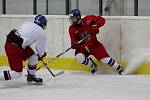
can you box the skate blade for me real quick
[27,81,43,85]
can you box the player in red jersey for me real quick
[68,9,123,74]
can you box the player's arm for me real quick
[69,27,87,49]
[92,16,105,34]
[36,32,47,60]
[87,15,105,27]
[86,15,105,34]
[94,16,105,28]
[69,27,79,49]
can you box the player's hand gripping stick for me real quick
[36,35,90,77]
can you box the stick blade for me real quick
[54,71,65,77]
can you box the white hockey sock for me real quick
[27,54,38,75]
[27,65,36,75]
[0,70,22,81]
[101,57,120,69]
[75,53,96,68]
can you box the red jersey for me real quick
[69,15,105,50]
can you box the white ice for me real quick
[0,68,150,100]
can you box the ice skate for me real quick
[27,74,43,85]
[117,65,124,75]
[89,58,97,74]
[91,66,97,74]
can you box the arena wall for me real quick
[1,15,150,74]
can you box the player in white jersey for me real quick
[0,15,47,84]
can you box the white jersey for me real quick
[16,22,47,57]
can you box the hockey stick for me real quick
[41,60,64,77]
[36,35,89,76]
[47,34,90,63]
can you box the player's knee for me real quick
[101,57,115,66]
[75,53,86,64]
[101,57,110,63]
[22,46,35,60]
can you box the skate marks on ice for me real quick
[0,68,117,89]
[1,73,150,100]
[0,77,61,89]
[0,76,48,89]
[0,68,64,89]
[0,68,119,89]
[0,81,28,89]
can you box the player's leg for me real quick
[22,46,42,84]
[92,42,124,75]
[75,53,97,73]
[0,70,22,81]
[0,43,23,81]
[100,57,123,74]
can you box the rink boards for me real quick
[1,16,150,74]
[0,56,150,75]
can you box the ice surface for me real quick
[0,68,150,100]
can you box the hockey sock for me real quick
[0,70,22,81]
[81,57,97,69]
[75,53,97,69]
[101,57,120,69]
[27,65,36,75]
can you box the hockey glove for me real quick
[38,52,47,61]
[88,21,95,27]
[91,24,99,34]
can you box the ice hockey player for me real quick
[68,9,124,75]
[0,15,47,84]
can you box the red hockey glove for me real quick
[88,21,95,27]
[92,24,99,34]
[38,52,47,61]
